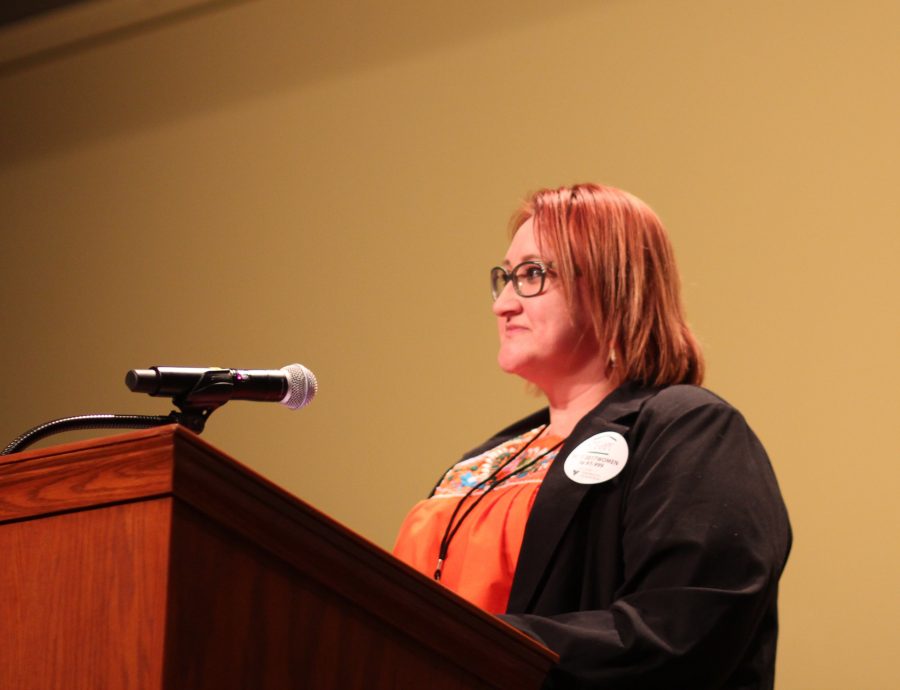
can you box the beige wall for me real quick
[2,1,898,687]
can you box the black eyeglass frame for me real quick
[490,260,554,301]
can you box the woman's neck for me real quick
[544,376,620,438]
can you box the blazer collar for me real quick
[506,381,659,613]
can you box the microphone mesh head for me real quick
[280,364,318,410]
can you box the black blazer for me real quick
[453,383,791,690]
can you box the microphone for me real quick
[125,364,317,410]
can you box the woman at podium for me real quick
[394,183,791,689]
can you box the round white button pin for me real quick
[564,431,629,484]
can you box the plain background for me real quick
[1,1,898,687]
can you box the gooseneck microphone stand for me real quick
[1,407,215,456]
[0,368,231,456]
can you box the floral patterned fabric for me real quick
[393,428,563,614]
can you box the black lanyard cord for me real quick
[434,427,564,581]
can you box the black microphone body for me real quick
[126,364,317,410]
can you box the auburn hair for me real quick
[509,183,704,386]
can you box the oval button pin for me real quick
[564,431,629,484]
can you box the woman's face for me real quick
[492,219,603,391]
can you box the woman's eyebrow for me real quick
[502,254,542,267]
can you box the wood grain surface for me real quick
[0,426,556,689]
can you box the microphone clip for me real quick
[170,368,235,412]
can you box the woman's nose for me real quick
[492,280,522,317]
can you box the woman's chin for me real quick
[496,349,524,374]
[496,359,517,375]
[496,352,538,381]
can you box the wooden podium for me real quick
[0,425,556,689]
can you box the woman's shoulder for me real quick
[642,383,740,417]
[629,384,758,441]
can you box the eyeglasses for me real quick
[490,260,553,300]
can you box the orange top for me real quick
[393,428,563,614]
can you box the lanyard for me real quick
[434,426,564,581]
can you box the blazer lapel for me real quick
[506,383,656,613]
